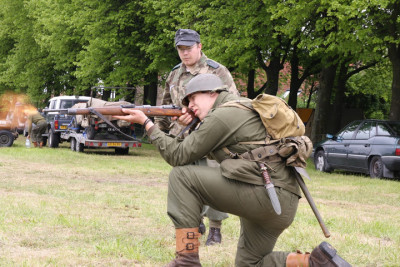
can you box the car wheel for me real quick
[48,129,60,148]
[314,150,332,172]
[369,156,383,178]
[0,130,14,147]
[70,138,76,151]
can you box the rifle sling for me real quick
[88,108,137,141]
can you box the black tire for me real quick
[314,150,332,172]
[0,130,14,147]
[115,147,129,155]
[48,129,60,148]
[86,126,96,140]
[369,156,383,178]
[76,140,84,152]
[70,138,76,151]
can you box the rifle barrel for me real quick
[44,105,185,117]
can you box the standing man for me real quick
[155,28,239,245]
[24,108,47,148]
[114,74,351,267]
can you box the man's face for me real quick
[177,43,202,67]
[187,91,217,120]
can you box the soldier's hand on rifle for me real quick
[113,109,154,130]
[172,107,196,126]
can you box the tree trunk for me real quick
[143,71,158,106]
[247,69,256,99]
[288,54,299,109]
[311,64,336,143]
[388,43,400,121]
[331,61,348,133]
[264,56,281,96]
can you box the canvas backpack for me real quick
[220,94,312,168]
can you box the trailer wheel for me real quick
[70,138,76,151]
[0,130,14,147]
[86,126,96,140]
[115,147,129,155]
[76,141,84,152]
[48,129,60,148]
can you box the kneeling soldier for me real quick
[114,74,351,267]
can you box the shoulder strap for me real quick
[220,100,272,144]
[206,59,220,69]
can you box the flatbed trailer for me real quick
[60,130,141,154]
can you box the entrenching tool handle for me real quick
[294,170,331,238]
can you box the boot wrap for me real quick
[286,250,310,267]
[164,228,202,267]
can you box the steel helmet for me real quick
[182,73,228,106]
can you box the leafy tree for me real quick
[0,0,54,104]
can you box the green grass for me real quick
[0,138,399,266]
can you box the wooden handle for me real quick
[295,171,331,238]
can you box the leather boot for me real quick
[164,227,202,267]
[199,218,206,235]
[286,242,352,267]
[33,141,38,148]
[39,142,44,148]
[205,227,221,246]
[309,241,352,267]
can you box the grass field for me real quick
[0,137,399,266]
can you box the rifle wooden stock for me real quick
[44,105,186,117]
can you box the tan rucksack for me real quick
[252,94,305,139]
[220,94,312,168]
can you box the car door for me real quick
[326,121,360,167]
[347,121,374,171]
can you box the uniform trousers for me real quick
[194,158,229,223]
[167,165,299,266]
[31,121,47,143]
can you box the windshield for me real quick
[387,121,400,136]
[60,100,88,109]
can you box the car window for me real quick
[355,121,373,139]
[49,101,55,109]
[339,121,360,139]
[377,122,392,136]
[386,121,400,136]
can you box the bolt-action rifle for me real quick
[43,104,187,117]
[43,104,198,138]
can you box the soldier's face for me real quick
[177,43,202,67]
[187,91,218,120]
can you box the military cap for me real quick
[182,74,227,106]
[175,29,201,46]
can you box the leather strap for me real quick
[175,228,201,254]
